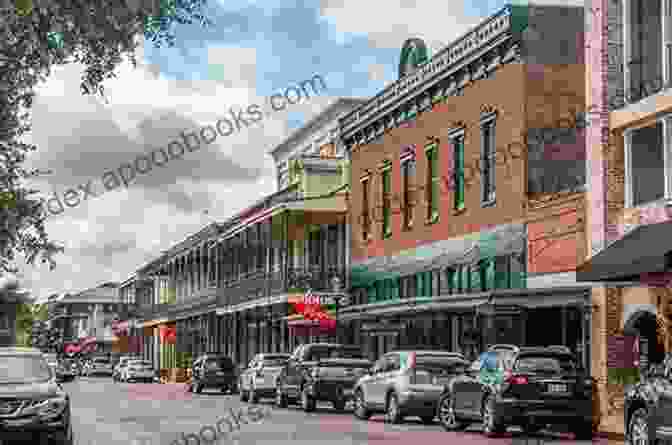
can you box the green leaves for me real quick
[0,0,210,275]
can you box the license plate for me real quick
[547,383,567,393]
[216,371,224,376]
[343,389,353,396]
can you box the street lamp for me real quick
[330,276,350,342]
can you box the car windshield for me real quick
[312,347,363,360]
[205,358,234,370]
[129,361,152,370]
[261,356,289,366]
[415,355,467,373]
[515,355,576,373]
[0,355,52,384]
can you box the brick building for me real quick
[577,0,672,436]
[339,3,591,364]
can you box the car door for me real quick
[283,346,304,398]
[241,358,255,391]
[454,357,484,417]
[360,357,387,409]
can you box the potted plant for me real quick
[173,352,192,383]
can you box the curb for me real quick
[595,431,626,442]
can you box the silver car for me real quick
[122,360,155,383]
[353,350,467,424]
[87,357,113,376]
[239,353,290,403]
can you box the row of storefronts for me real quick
[107,3,672,437]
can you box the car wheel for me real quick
[627,408,650,445]
[275,387,288,408]
[51,416,73,445]
[249,387,259,404]
[384,393,402,424]
[301,387,316,412]
[438,392,467,431]
[353,389,371,420]
[481,394,505,437]
[333,400,345,411]
[240,387,249,402]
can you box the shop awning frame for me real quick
[577,221,672,283]
[338,287,592,321]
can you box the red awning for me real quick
[64,343,81,354]
[288,319,336,336]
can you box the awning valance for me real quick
[577,221,672,282]
[350,223,525,286]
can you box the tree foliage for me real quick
[0,0,211,274]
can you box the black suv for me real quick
[0,348,73,444]
[275,343,367,410]
[189,354,238,394]
[437,345,593,439]
[625,352,672,445]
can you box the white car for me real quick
[86,357,114,376]
[121,360,155,383]
[113,356,140,381]
[239,353,290,403]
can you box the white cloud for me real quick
[20,40,336,299]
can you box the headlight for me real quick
[23,396,68,418]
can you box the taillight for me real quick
[408,352,417,384]
[408,352,416,369]
[504,370,528,385]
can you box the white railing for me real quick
[340,5,512,138]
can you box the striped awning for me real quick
[350,223,525,286]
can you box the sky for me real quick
[18,0,583,302]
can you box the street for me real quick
[66,378,604,445]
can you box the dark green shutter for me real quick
[382,168,391,237]
[454,138,465,210]
[431,149,439,220]
[471,263,482,292]
[484,259,496,290]
[452,266,461,292]
[424,271,432,297]
[461,265,470,292]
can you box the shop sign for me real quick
[607,335,637,368]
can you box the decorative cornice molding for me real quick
[339,6,512,142]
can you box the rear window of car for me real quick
[94,358,110,364]
[515,355,576,373]
[313,347,363,360]
[261,356,289,366]
[414,355,467,373]
[205,357,234,370]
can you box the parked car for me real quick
[0,347,73,444]
[239,353,290,403]
[113,356,140,382]
[437,346,593,439]
[86,357,114,377]
[352,350,467,424]
[54,360,77,382]
[624,352,672,445]
[275,343,368,411]
[189,354,238,394]
[120,360,155,383]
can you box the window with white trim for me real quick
[624,118,671,207]
[623,0,668,105]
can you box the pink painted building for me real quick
[577,0,672,439]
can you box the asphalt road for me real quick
[66,377,607,445]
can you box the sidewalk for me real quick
[597,413,626,444]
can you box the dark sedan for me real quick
[437,346,593,439]
[0,348,73,444]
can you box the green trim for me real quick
[424,142,438,152]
